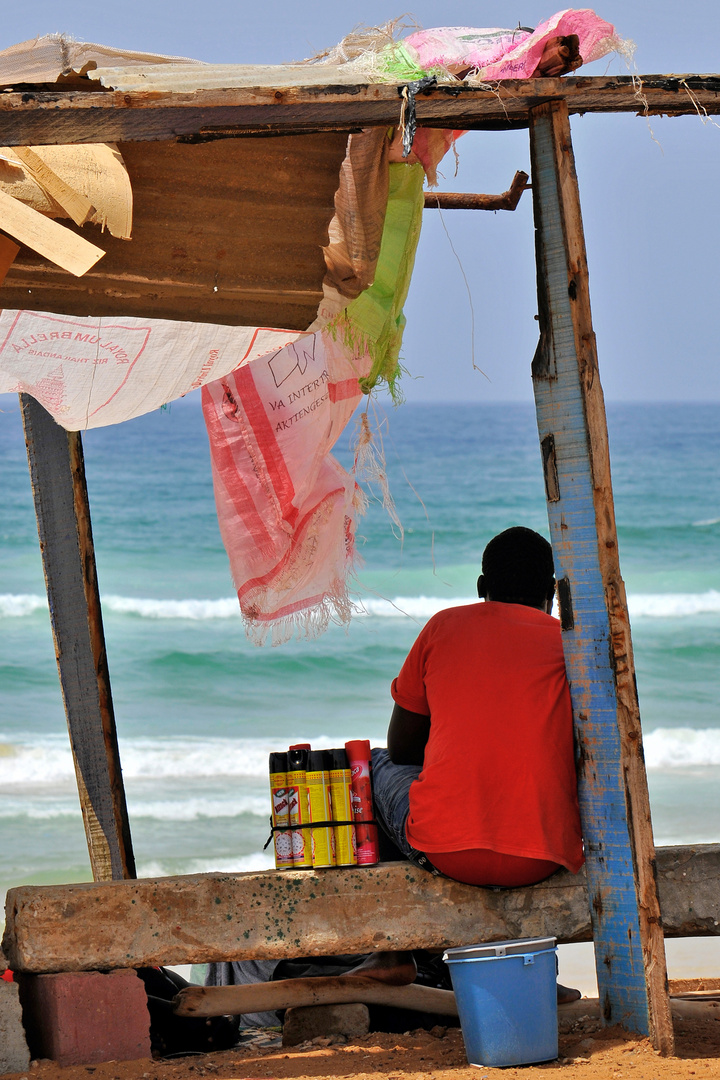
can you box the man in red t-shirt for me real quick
[356,527,584,998]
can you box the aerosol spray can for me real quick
[268,751,293,869]
[287,747,313,869]
[345,739,379,865]
[329,747,357,866]
[306,750,335,868]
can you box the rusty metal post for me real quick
[528,101,673,1053]
[20,393,135,882]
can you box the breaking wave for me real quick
[136,851,274,879]
[0,793,268,822]
[2,725,720,794]
[4,590,720,622]
[643,727,720,769]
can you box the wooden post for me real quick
[528,101,673,1054]
[20,394,135,882]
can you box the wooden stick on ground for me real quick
[559,997,720,1024]
[173,976,458,1019]
[174,979,720,1023]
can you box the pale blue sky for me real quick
[2,1,718,402]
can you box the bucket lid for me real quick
[443,936,557,961]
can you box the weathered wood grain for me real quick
[20,396,135,883]
[0,187,104,275]
[176,982,720,1022]
[0,76,717,146]
[1,134,347,329]
[12,146,95,226]
[423,171,529,211]
[529,100,673,1053]
[0,233,19,283]
[3,845,718,975]
[174,977,458,1019]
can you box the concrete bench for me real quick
[4,844,719,974]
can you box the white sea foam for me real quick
[135,851,274,879]
[118,737,287,782]
[130,796,268,821]
[0,593,47,617]
[0,739,72,786]
[693,517,720,527]
[186,852,275,874]
[629,590,720,618]
[4,589,720,622]
[2,725,719,794]
[0,800,78,820]
[342,591,720,620]
[104,595,242,620]
[644,728,720,769]
[0,735,315,788]
[364,591,720,620]
[0,793,268,821]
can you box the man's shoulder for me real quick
[422,601,561,639]
[425,601,484,628]
[426,601,562,644]
[418,602,490,644]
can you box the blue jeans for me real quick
[371,747,440,875]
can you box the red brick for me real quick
[18,969,151,1065]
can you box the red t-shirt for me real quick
[391,601,584,874]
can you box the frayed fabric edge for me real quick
[241,589,361,647]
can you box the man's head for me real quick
[477,526,555,610]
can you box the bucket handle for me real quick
[443,947,557,965]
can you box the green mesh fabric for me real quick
[373,41,446,82]
[331,162,425,400]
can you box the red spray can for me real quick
[345,739,379,866]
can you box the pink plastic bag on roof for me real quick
[404,9,619,79]
[405,10,619,184]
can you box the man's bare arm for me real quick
[388,704,431,766]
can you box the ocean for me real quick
[1,395,719,925]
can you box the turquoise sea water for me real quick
[1,397,719,904]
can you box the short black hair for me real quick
[479,526,555,606]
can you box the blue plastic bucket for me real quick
[443,937,558,1068]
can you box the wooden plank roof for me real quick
[0,75,718,147]
[0,56,717,327]
[0,133,348,328]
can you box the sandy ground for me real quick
[4,1008,720,1080]
[4,942,720,1080]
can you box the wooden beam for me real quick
[0,75,717,146]
[423,171,529,211]
[528,100,673,1054]
[175,977,458,1019]
[3,845,718,975]
[20,395,135,883]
